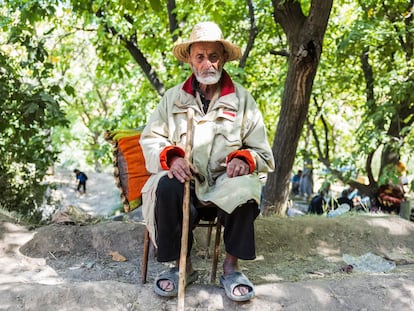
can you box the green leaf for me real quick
[149,0,162,12]
[64,84,76,96]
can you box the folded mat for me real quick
[105,128,150,213]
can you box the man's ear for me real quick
[223,51,229,62]
[186,45,192,63]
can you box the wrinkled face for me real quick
[187,42,227,85]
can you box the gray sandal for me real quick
[220,271,255,302]
[153,267,199,297]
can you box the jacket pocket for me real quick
[171,111,189,146]
[214,118,242,145]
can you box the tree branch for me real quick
[270,49,289,57]
[360,49,375,107]
[272,0,332,67]
[96,9,165,96]
[310,97,330,165]
[95,86,109,117]
[167,0,179,42]
[239,0,258,68]
[382,0,414,61]
[123,37,165,96]
[320,114,330,160]
[272,0,305,42]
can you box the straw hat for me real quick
[173,22,242,62]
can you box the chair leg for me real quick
[205,220,214,258]
[142,222,221,284]
[141,227,150,284]
[210,221,221,283]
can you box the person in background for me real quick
[308,182,331,215]
[290,170,302,196]
[377,182,405,214]
[346,186,371,211]
[139,21,274,302]
[73,169,88,193]
[396,159,408,186]
[299,158,313,199]
[329,188,354,211]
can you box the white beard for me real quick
[191,65,222,85]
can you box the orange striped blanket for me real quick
[105,129,150,213]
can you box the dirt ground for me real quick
[1,169,414,311]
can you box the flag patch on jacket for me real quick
[218,110,236,121]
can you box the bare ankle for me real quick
[223,253,239,275]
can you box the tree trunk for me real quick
[263,0,333,215]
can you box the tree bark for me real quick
[263,0,333,215]
[167,0,179,42]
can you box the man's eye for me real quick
[210,55,218,62]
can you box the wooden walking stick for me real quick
[177,108,194,311]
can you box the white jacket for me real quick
[140,72,274,242]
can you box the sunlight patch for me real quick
[254,255,265,261]
[261,273,284,282]
[366,217,412,235]
[316,240,340,256]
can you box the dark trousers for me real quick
[77,181,86,192]
[154,175,259,263]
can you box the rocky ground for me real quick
[1,169,414,310]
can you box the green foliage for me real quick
[297,0,414,192]
[2,0,414,217]
[0,49,68,220]
[60,0,285,168]
[0,2,69,220]
[377,163,399,187]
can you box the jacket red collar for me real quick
[182,70,235,97]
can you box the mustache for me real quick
[200,68,219,75]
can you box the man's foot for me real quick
[154,259,197,296]
[220,271,255,302]
[222,254,254,299]
[157,278,174,293]
[154,267,198,297]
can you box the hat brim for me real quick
[173,40,242,62]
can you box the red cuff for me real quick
[160,146,185,170]
[226,150,256,174]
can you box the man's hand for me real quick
[168,157,196,183]
[226,158,250,178]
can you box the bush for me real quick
[0,51,68,222]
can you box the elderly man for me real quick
[140,21,274,302]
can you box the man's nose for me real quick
[202,58,213,67]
